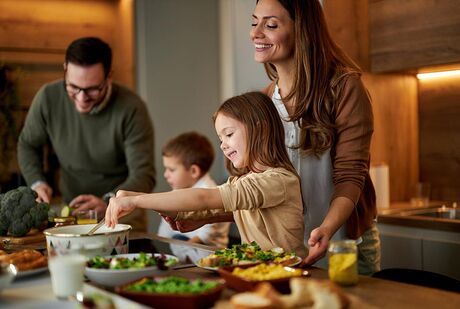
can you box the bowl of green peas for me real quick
[115,276,225,309]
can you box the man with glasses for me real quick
[17,37,155,231]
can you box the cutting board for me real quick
[0,229,46,246]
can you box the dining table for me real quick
[1,235,460,309]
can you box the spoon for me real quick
[86,218,105,235]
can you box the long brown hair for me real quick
[261,0,361,157]
[213,92,297,177]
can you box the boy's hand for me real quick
[105,190,137,228]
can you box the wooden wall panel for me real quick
[323,0,370,70]
[419,76,460,202]
[323,0,419,202]
[370,0,460,73]
[363,73,419,202]
[0,0,116,51]
[0,0,134,183]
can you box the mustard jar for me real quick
[328,239,358,286]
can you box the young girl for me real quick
[105,91,306,257]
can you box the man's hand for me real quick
[33,183,53,203]
[300,226,331,267]
[69,194,107,219]
[105,190,137,228]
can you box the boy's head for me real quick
[162,132,214,189]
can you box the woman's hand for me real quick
[105,190,137,228]
[300,226,331,266]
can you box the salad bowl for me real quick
[85,253,178,287]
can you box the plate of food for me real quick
[16,266,49,278]
[115,276,225,309]
[217,262,309,294]
[85,252,179,287]
[196,241,301,271]
[0,249,48,278]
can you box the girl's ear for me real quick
[189,164,202,180]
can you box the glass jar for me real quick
[54,216,76,227]
[328,239,358,286]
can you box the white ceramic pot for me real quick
[44,224,131,257]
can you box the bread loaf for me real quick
[230,278,349,309]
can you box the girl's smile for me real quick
[215,113,248,169]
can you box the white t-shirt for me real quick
[157,173,230,262]
[271,85,347,267]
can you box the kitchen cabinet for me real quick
[378,222,460,280]
[369,0,460,72]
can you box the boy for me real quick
[158,132,230,262]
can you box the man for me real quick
[17,37,155,231]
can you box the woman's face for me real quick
[215,113,248,169]
[250,0,295,67]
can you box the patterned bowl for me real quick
[44,224,131,257]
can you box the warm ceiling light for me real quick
[416,69,460,80]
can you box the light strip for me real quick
[417,69,460,80]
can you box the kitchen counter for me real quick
[3,263,460,309]
[377,201,460,232]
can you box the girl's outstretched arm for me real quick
[105,187,223,228]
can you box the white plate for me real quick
[196,255,302,271]
[16,266,49,278]
[85,253,178,287]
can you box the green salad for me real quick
[125,276,221,294]
[87,252,177,270]
[198,241,296,267]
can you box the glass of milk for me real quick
[48,254,86,300]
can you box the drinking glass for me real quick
[410,182,431,207]
[48,254,86,300]
[76,209,98,224]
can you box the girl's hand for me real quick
[300,227,331,267]
[160,214,206,233]
[105,191,137,228]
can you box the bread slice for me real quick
[231,292,274,309]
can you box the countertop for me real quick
[2,263,460,309]
[377,201,460,232]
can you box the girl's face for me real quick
[215,113,248,169]
[250,0,295,67]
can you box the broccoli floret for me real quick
[0,186,50,237]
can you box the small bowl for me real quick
[115,276,225,309]
[85,253,179,287]
[218,263,309,294]
[44,224,131,257]
[0,264,17,292]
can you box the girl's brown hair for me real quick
[213,91,297,177]
[261,0,361,157]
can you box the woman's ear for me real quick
[189,164,202,180]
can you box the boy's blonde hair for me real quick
[213,91,297,177]
[162,132,214,176]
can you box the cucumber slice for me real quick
[60,205,72,217]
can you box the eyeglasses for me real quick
[64,79,107,98]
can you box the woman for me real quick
[251,0,380,274]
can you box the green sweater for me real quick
[18,80,155,203]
